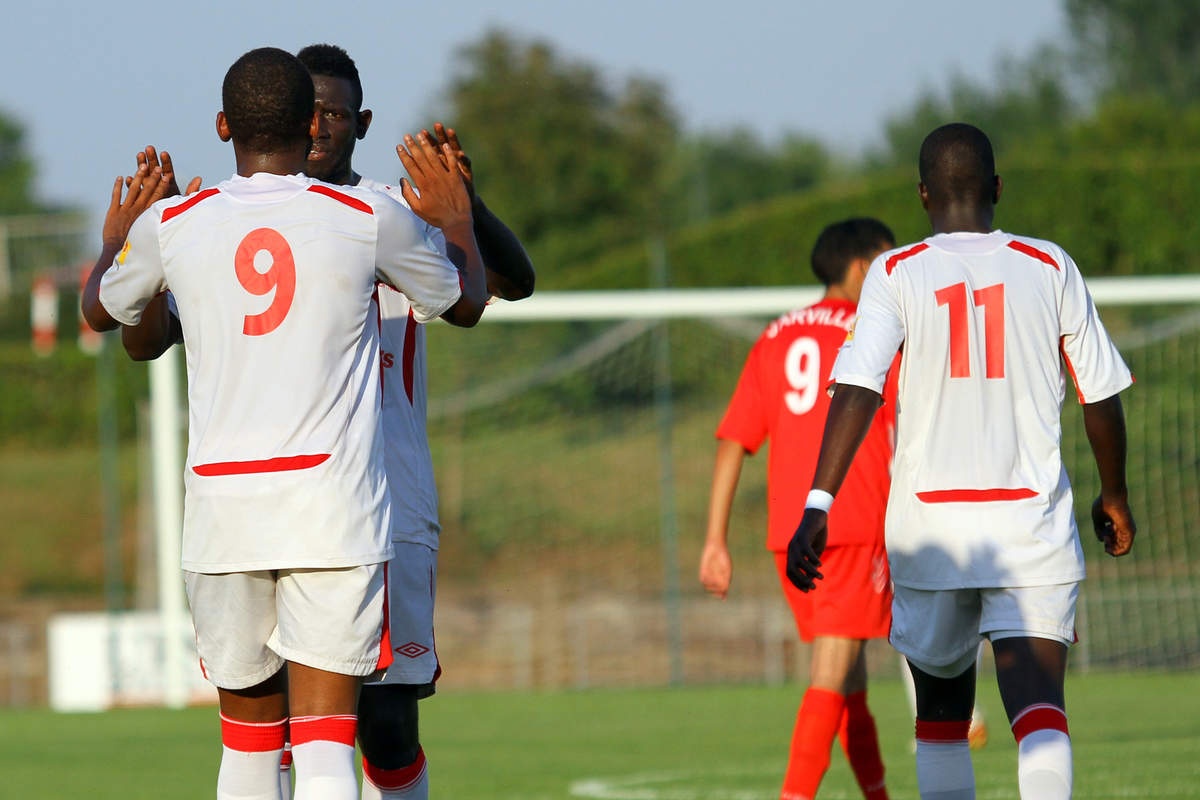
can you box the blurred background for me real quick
[1,0,1199,713]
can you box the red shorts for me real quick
[773,543,892,642]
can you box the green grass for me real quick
[2,671,1198,799]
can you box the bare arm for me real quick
[395,133,488,327]
[699,438,747,600]
[1082,394,1136,556]
[82,165,167,332]
[786,383,882,591]
[424,124,534,300]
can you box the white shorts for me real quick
[890,582,1078,678]
[365,542,440,689]
[185,564,388,690]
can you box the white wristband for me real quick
[805,489,834,513]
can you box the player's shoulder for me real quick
[873,239,936,276]
[1002,232,1071,272]
[154,185,223,225]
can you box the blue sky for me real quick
[4,0,1064,225]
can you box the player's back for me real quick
[124,173,462,573]
[720,298,893,552]
[839,230,1133,588]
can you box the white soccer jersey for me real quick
[98,172,462,572]
[832,230,1133,590]
[359,177,443,549]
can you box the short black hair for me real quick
[297,43,363,111]
[222,47,314,151]
[810,218,895,286]
[918,123,996,206]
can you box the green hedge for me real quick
[551,156,1200,289]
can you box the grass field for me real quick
[2,671,1198,799]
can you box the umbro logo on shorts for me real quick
[395,642,430,659]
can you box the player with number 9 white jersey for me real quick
[97,172,463,576]
[832,231,1134,591]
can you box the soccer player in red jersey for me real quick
[701,218,897,800]
[788,123,1136,799]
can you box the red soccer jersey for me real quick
[717,298,896,552]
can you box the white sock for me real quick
[291,739,357,800]
[1017,728,1072,798]
[915,741,975,799]
[278,743,292,799]
[361,767,429,800]
[217,746,286,800]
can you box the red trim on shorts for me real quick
[160,188,219,223]
[402,309,418,404]
[289,714,357,747]
[220,714,287,752]
[1006,240,1061,271]
[885,243,929,275]
[363,748,427,792]
[916,488,1037,503]
[306,184,373,214]
[915,718,971,743]
[1011,704,1069,742]
[192,453,330,476]
[376,567,393,672]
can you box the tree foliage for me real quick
[0,111,39,216]
[1066,0,1200,103]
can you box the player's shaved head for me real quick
[222,47,315,151]
[297,43,363,111]
[918,123,996,207]
[811,217,895,287]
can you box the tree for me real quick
[1066,0,1200,103]
[0,110,39,215]
[436,30,680,266]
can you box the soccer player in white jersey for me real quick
[786,123,1136,800]
[296,43,534,800]
[82,47,489,800]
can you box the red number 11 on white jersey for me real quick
[935,282,1005,379]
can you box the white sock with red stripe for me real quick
[278,742,292,799]
[289,715,358,800]
[217,714,287,800]
[1012,704,1072,799]
[361,748,429,799]
[914,719,974,799]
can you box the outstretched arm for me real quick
[699,438,747,600]
[395,132,488,327]
[82,164,167,332]
[1082,394,1136,556]
[425,124,534,300]
[121,147,195,359]
[786,383,882,592]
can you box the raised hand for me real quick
[421,122,474,200]
[136,146,202,198]
[395,132,473,230]
[102,162,166,249]
[785,509,828,592]
[1092,494,1136,557]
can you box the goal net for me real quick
[421,279,1200,689]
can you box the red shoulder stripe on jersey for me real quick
[307,184,374,214]
[915,488,1037,503]
[160,187,220,223]
[1007,240,1060,270]
[192,453,330,476]
[885,243,929,275]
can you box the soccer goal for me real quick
[128,277,1200,703]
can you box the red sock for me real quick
[781,688,845,800]
[838,691,889,800]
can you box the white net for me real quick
[423,280,1200,689]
